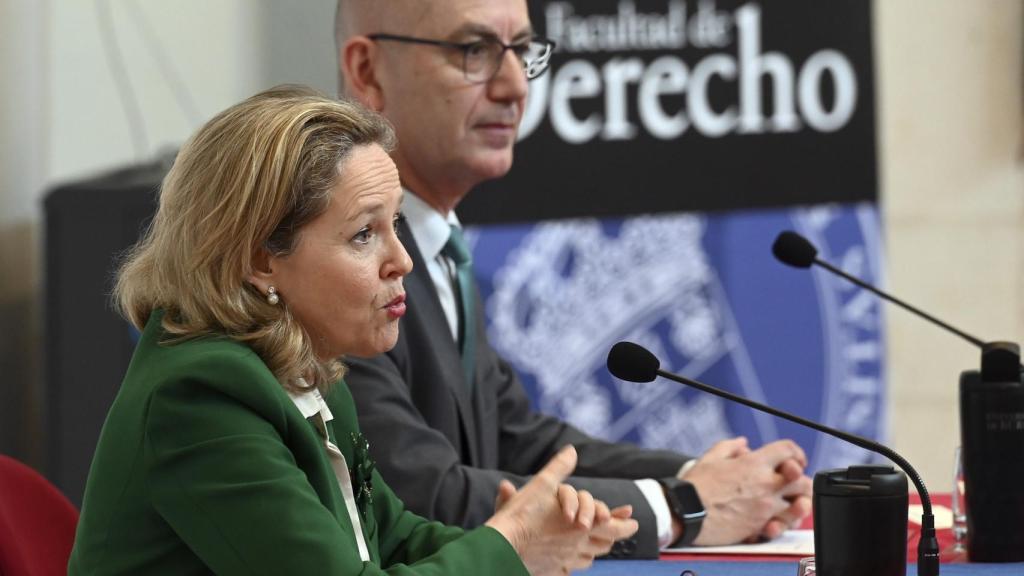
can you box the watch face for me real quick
[664,479,706,547]
[675,482,706,518]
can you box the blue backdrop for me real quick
[469,202,884,473]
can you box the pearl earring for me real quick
[267,286,279,305]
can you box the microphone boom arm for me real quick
[814,258,985,348]
[653,367,940,576]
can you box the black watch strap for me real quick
[658,477,707,547]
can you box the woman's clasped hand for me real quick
[487,445,639,575]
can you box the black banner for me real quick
[461,0,876,224]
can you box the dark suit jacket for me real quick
[344,221,692,559]
[69,310,527,575]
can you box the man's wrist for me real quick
[659,483,684,546]
[677,458,698,479]
[657,477,706,547]
[668,502,684,544]
[633,478,675,548]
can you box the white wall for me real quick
[0,0,337,463]
[47,0,336,184]
[0,0,49,460]
[1,0,1022,497]
[878,1,1024,492]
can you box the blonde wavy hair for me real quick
[114,85,395,392]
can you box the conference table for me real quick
[582,493,1024,575]
[581,561,1023,575]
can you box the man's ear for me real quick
[341,37,385,111]
[247,246,276,295]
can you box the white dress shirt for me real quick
[401,191,463,341]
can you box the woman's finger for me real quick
[494,479,517,512]
[575,490,595,529]
[593,499,611,525]
[610,504,633,519]
[557,483,579,523]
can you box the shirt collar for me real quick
[287,380,334,423]
[402,189,461,262]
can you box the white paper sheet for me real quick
[666,529,815,556]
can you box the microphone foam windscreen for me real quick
[772,231,818,268]
[607,342,660,383]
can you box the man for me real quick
[336,0,812,559]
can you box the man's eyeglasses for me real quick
[367,33,556,84]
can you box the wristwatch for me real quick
[658,477,707,547]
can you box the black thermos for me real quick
[959,341,1024,562]
[813,465,908,576]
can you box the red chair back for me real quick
[0,455,79,576]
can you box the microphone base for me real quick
[960,368,1024,562]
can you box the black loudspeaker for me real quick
[959,342,1024,562]
[44,159,166,504]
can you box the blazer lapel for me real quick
[288,390,377,563]
[399,221,482,463]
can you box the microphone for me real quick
[607,341,940,576]
[772,230,984,348]
[774,230,1024,562]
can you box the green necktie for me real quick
[442,225,476,387]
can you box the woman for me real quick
[68,86,637,575]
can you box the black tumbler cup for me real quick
[813,465,908,576]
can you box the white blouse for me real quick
[288,385,371,562]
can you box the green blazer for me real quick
[69,311,528,575]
